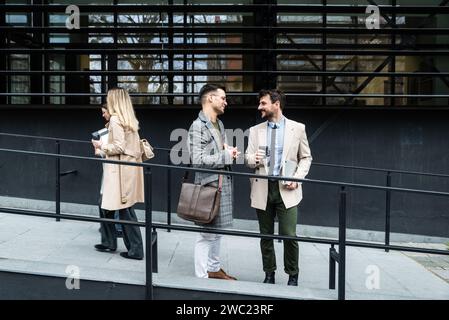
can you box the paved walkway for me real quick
[402,243,449,284]
[1,211,449,300]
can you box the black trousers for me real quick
[99,200,144,259]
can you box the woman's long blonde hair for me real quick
[106,87,139,132]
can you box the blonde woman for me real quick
[92,88,144,260]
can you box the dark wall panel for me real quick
[1,108,449,237]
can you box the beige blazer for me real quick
[100,115,144,211]
[245,117,312,210]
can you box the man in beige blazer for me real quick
[245,89,312,286]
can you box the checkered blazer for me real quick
[187,111,234,229]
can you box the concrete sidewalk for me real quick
[1,211,449,300]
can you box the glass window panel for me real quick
[3,0,448,108]
[173,0,252,3]
[118,0,167,4]
[397,0,442,5]
[89,35,114,43]
[8,54,30,104]
[89,14,114,25]
[278,13,322,25]
[49,0,112,4]
[6,14,28,24]
[49,14,68,25]
[327,0,390,4]
[49,55,65,104]
[89,55,104,104]
[49,34,70,43]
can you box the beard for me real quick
[261,109,274,120]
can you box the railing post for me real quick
[167,152,171,232]
[55,140,60,222]
[329,244,336,290]
[144,167,153,300]
[338,186,346,301]
[152,227,158,273]
[385,171,392,252]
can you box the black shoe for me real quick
[94,244,116,252]
[120,252,143,260]
[263,272,275,284]
[116,230,123,238]
[287,274,298,286]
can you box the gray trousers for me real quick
[99,197,143,259]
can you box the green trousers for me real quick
[256,181,299,275]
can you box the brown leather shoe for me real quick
[221,269,237,280]
[208,268,237,280]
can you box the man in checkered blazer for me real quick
[187,84,240,280]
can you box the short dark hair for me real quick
[258,89,286,110]
[199,84,225,103]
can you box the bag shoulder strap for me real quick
[182,164,223,192]
[217,174,223,192]
[182,164,191,182]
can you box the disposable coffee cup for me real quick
[258,145,267,159]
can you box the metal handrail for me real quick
[1,145,449,301]
[153,146,449,179]
[1,131,449,179]
[2,205,446,257]
[0,146,448,209]
[309,162,449,178]
[0,132,88,144]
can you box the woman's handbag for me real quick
[140,139,154,161]
[177,172,222,224]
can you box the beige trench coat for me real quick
[100,115,144,211]
[245,117,312,210]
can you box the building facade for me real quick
[1,0,449,237]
